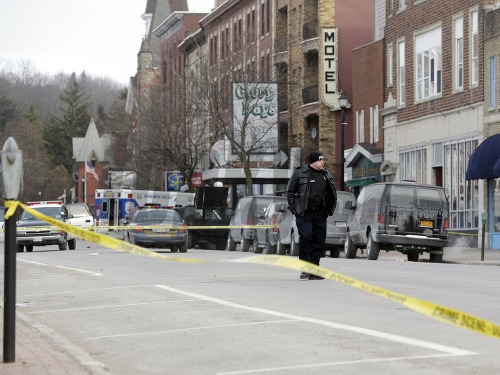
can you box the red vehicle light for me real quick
[377,213,385,225]
[272,216,278,233]
[443,218,449,230]
[178,223,187,233]
[133,226,144,233]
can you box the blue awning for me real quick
[466,134,500,180]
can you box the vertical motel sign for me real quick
[321,28,340,109]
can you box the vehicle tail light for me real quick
[133,226,144,233]
[377,214,385,225]
[248,218,252,225]
[443,218,449,230]
[272,216,278,233]
[178,223,187,233]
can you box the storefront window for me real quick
[399,147,427,182]
[494,179,500,232]
[444,138,478,230]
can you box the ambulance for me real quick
[94,189,194,230]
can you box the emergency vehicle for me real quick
[94,189,194,230]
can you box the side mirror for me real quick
[275,203,286,212]
[345,201,355,210]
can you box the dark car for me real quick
[124,206,187,252]
[345,181,449,262]
[227,195,285,252]
[176,185,231,250]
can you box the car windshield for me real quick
[68,205,91,217]
[21,207,64,220]
[134,210,180,224]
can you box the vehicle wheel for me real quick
[58,241,67,251]
[290,231,300,256]
[330,247,341,258]
[366,234,380,260]
[430,251,443,263]
[407,252,419,262]
[26,245,33,252]
[264,233,276,254]
[241,237,250,252]
[68,238,76,250]
[16,245,24,253]
[186,232,193,249]
[179,244,188,253]
[276,233,286,255]
[252,235,263,254]
[344,234,356,259]
[171,247,179,252]
[227,234,236,251]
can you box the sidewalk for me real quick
[1,247,499,374]
[0,309,99,375]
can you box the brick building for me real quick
[274,0,375,190]
[381,0,500,244]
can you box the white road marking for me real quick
[154,285,476,357]
[29,299,201,314]
[18,258,102,276]
[55,266,102,276]
[18,259,47,266]
[88,319,296,341]
[216,353,466,374]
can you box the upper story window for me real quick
[470,10,479,86]
[454,17,464,91]
[387,44,394,86]
[416,27,442,101]
[397,40,406,106]
[399,0,407,11]
[490,56,496,108]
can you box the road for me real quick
[8,239,500,374]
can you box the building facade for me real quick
[382,0,499,245]
[274,0,375,189]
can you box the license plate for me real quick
[153,228,167,233]
[33,237,43,242]
[420,220,433,228]
[335,221,347,227]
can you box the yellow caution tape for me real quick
[11,201,500,339]
[90,225,275,230]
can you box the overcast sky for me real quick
[0,0,215,85]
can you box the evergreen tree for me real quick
[43,75,92,173]
[0,94,19,134]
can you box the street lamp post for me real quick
[339,93,349,191]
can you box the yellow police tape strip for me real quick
[7,201,500,339]
[15,225,274,232]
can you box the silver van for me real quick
[345,182,449,262]
[227,195,284,252]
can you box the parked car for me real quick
[252,198,287,254]
[345,181,449,262]
[176,186,231,250]
[324,191,356,258]
[275,205,300,256]
[16,201,77,252]
[123,206,188,252]
[66,203,94,228]
[227,195,285,252]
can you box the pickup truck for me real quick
[16,201,77,252]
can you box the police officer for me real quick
[286,151,337,280]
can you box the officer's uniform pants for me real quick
[296,208,327,266]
